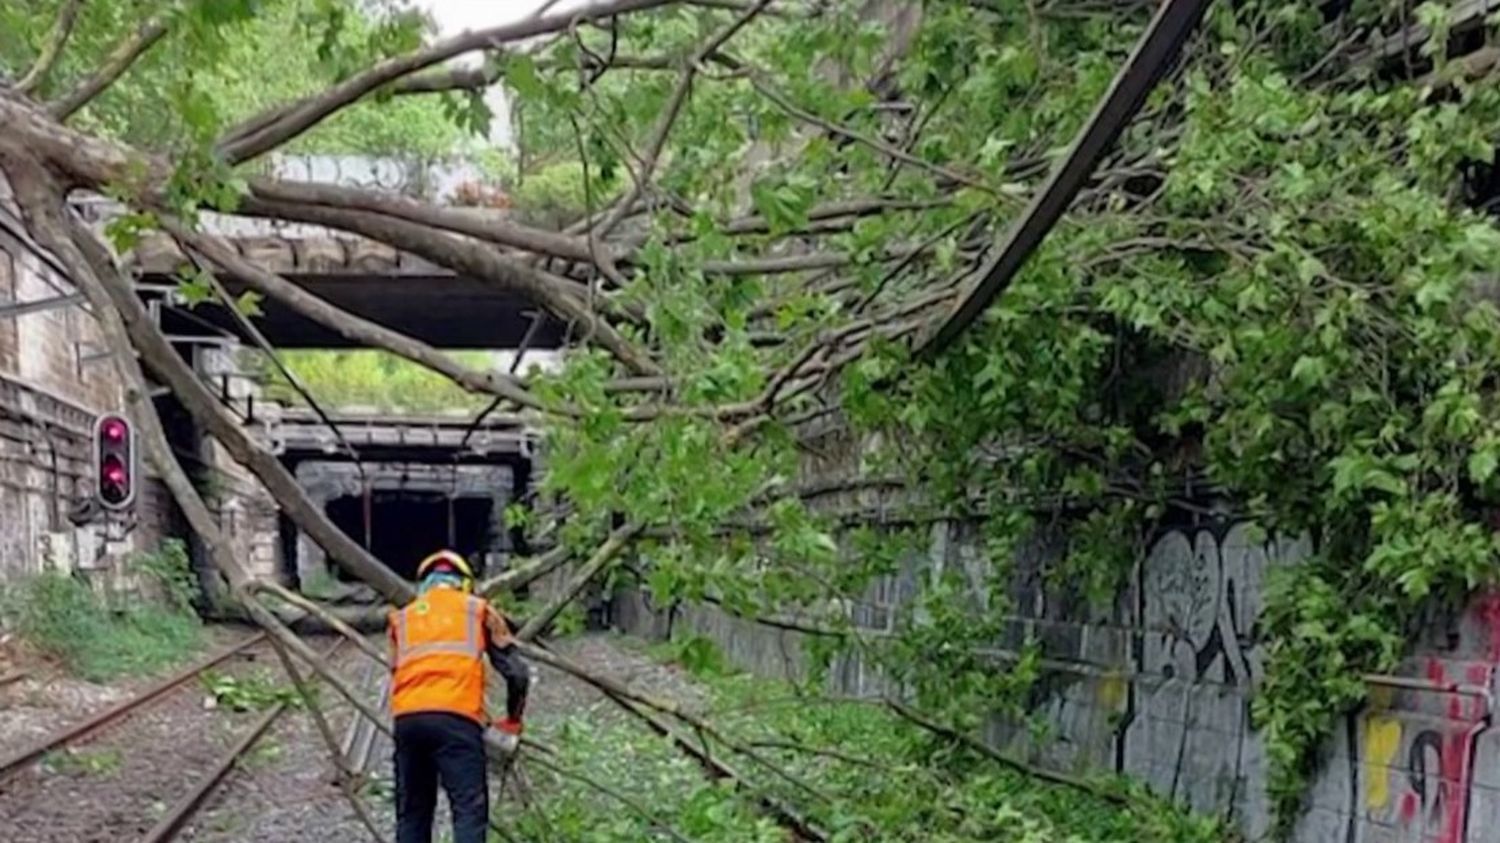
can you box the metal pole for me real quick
[921,0,1215,355]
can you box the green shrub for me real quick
[3,541,203,682]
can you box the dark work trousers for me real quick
[394,712,488,843]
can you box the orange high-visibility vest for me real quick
[389,587,487,723]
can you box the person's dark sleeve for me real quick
[484,606,530,720]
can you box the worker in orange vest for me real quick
[388,550,530,843]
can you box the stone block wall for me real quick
[0,175,173,592]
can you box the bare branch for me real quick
[480,546,573,597]
[885,699,1124,802]
[48,13,169,120]
[217,0,681,164]
[268,637,391,843]
[172,237,367,476]
[394,54,674,96]
[15,0,87,95]
[523,755,695,843]
[723,56,996,193]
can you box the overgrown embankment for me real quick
[0,539,204,681]
[509,634,1226,842]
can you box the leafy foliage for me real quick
[200,668,302,711]
[0,0,470,157]
[506,2,1500,836]
[514,637,1225,842]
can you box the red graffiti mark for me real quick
[1476,592,1500,661]
[1428,658,1447,686]
[1441,730,1469,843]
[1400,791,1419,823]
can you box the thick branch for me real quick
[15,0,86,95]
[236,194,661,377]
[252,178,602,263]
[0,146,252,598]
[48,13,169,120]
[168,223,563,414]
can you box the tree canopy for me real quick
[4,0,1500,838]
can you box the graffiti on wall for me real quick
[1117,523,1308,824]
[1347,593,1500,843]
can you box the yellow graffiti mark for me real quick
[1097,674,1127,710]
[1362,715,1402,810]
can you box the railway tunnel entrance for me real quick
[274,409,537,598]
[325,492,497,582]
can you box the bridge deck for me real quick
[130,232,566,350]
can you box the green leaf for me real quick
[1469,447,1499,485]
[175,269,214,308]
[1290,355,1328,387]
[503,54,545,100]
[234,291,264,318]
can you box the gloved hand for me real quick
[492,716,523,753]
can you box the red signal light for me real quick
[94,414,135,510]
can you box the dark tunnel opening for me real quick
[325,493,495,582]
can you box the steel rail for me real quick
[139,636,348,843]
[0,631,268,783]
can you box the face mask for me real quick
[421,573,468,593]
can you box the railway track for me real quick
[139,636,347,843]
[0,631,348,843]
[0,631,269,784]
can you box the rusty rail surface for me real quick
[139,636,348,843]
[0,631,268,783]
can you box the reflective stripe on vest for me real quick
[390,588,486,722]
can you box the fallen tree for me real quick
[4,0,1497,839]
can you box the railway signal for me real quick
[94,412,136,510]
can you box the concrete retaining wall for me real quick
[611,429,1500,841]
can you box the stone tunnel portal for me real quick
[290,460,518,596]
